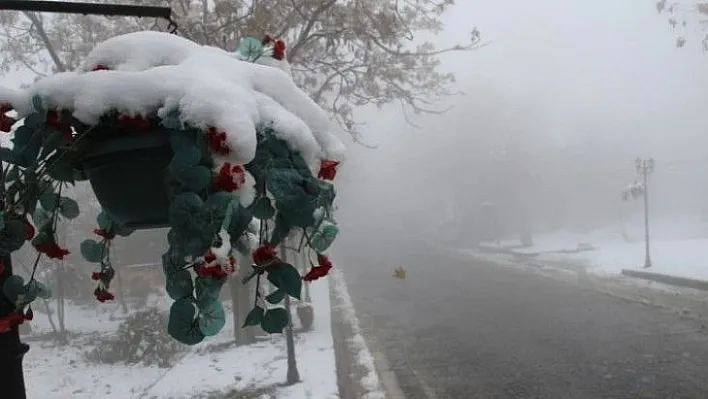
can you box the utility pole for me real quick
[636,158,655,268]
[279,242,300,385]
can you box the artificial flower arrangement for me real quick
[0,31,343,344]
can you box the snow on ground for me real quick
[477,216,708,282]
[25,278,338,398]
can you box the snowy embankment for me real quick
[475,217,708,282]
[25,279,339,399]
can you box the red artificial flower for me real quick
[46,110,74,141]
[197,264,228,279]
[93,287,115,303]
[273,40,286,61]
[118,114,151,131]
[23,218,35,241]
[252,243,277,267]
[0,313,25,333]
[318,159,339,180]
[91,272,102,281]
[214,162,246,192]
[262,35,274,45]
[92,64,109,71]
[206,127,230,155]
[93,228,115,240]
[303,254,334,282]
[34,242,70,260]
[0,103,12,114]
[0,113,15,133]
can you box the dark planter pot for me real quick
[81,128,173,230]
[296,304,314,331]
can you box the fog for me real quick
[337,0,708,247]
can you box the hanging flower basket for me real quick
[0,31,345,344]
[81,125,174,229]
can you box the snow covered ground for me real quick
[24,278,339,399]
[477,217,708,282]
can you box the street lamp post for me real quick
[635,158,655,268]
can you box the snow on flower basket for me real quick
[0,31,344,343]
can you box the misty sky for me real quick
[340,0,708,236]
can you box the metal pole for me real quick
[642,160,652,268]
[0,255,30,399]
[279,244,300,384]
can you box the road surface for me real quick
[336,234,708,399]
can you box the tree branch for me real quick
[23,11,66,72]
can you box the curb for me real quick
[621,269,708,292]
[328,269,399,399]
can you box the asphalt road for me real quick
[335,234,708,399]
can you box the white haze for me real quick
[338,0,708,246]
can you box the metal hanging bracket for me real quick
[0,1,177,33]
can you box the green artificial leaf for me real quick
[228,202,253,239]
[180,165,212,191]
[169,146,201,173]
[243,306,265,327]
[267,263,302,300]
[169,192,204,233]
[45,151,82,183]
[2,275,25,304]
[0,148,19,164]
[251,196,275,219]
[31,229,53,247]
[114,225,135,237]
[166,270,194,300]
[97,211,113,231]
[162,252,183,275]
[160,109,183,130]
[266,168,306,200]
[261,308,289,334]
[309,222,339,253]
[32,207,51,230]
[269,213,292,248]
[20,170,40,215]
[265,289,286,305]
[58,197,80,219]
[13,127,44,167]
[0,212,4,232]
[169,134,195,156]
[39,191,60,212]
[5,166,19,182]
[80,239,104,263]
[0,220,28,255]
[317,181,337,208]
[25,280,51,300]
[197,299,226,336]
[195,276,224,308]
[21,113,42,130]
[168,298,204,345]
[238,37,264,61]
[39,130,66,160]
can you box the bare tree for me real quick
[0,0,482,141]
[656,0,708,49]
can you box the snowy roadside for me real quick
[25,278,339,399]
[468,222,708,285]
[328,269,390,399]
